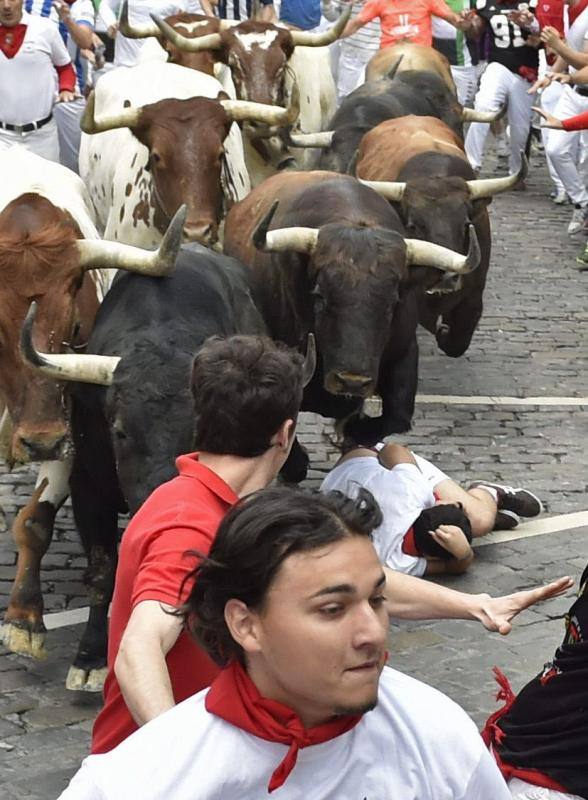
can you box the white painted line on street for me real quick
[41,512,588,629]
[416,395,588,407]
[474,509,588,547]
[44,606,89,630]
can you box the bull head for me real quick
[151,5,351,51]
[359,155,528,203]
[81,86,299,133]
[119,0,236,39]
[253,201,480,275]
[21,302,120,386]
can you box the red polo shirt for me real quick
[91,453,238,754]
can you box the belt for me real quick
[0,113,53,134]
[574,86,588,98]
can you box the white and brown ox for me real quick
[0,148,184,684]
[79,60,298,248]
[149,6,351,175]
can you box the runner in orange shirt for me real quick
[341,0,468,50]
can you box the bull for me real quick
[19,246,317,690]
[365,42,456,92]
[0,148,184,663]
[223,171,479,477]
[79,61,298,248]
[294,69,503,175]
[356,115,527,357]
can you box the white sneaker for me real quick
[567,205,587,235]
[551,189,568,205]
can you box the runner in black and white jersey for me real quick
[463,1,541,177]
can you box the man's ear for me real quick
[224,599,262,655]
[274,418,296,451]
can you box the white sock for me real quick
[473,485,499,504]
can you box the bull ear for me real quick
[216,90,231,103]
[20,302,121,386]
[252,201,279,251]
[301,333,316,388]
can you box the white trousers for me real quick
[54,97,86,174]
[336,45,373,104]
[540,81,566,193]
[465,61,536,174]
[451,64,478,108]
[0,117,60,162]
[544,85,588,206]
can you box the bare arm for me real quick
[341,16,365,38]
[199,0,217,16]
[260,2,277,22]
[542,26,588,70]
[377,443,417,469]
[383,569,574,634]
[53,2,94,50]
[114,600,183,726]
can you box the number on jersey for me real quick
[489,14,525,48]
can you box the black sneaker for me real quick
[494,509,520,530]
[469,481,543,518]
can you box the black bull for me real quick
[223,172,479,480]
[21,247,267,688]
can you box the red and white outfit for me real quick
[321,452,449,576]
[355,0,456,50]
[0,10,75,161]
[90,453,236,754]
[60,665,512,799]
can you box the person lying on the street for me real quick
[58,487,514,800]
[483,562,588,800]
[321,442,543,576]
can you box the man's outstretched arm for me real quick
[383,568,573,633]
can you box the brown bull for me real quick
[0,181,184,664]
[356,115,525,357]
[366,43,456,93]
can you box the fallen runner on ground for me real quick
[321,441,543,576]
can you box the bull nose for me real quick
[13,431,68,462]
[183,222,217,247]
[328,372,375,397]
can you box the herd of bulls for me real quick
[0,3,525,692]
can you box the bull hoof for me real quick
[1,622,47,659]
[66,665,107,693]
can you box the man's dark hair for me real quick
[181,486,383,666]
[191,335,304,457]
[412,504,473,559]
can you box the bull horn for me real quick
[119,0,160,38]
[288,131,334,148]
[252,200,319,254]
[77,205,186,276]
[151,12,223,51]
[359,179,406,202]
[289,5,351,46]
[20,303,120,387]
[405,224,481,274]
[221,80,299,126]
[386,55,404,81]
[461,104,506,123]
[467,154,528,200]
[81,91,141,134]
[301,333,316,387]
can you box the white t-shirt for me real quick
[321,457,435,576]
[24,0,94,95]
[59,667,511,800]
[99,0,198,67]
[567,8,588,76]
[0,11,71,125]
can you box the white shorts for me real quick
[413,454,450,492]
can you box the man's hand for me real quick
[474,576,574,635]
[431,525,472,561]
[528,71,571,93]
[52,0,71,22]
[541,25,563,51]
[107,22,118,38]
[507,9,536,29]
[532,105,564,129]
[57,90,76,103]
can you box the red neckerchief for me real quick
[0,24,26,59]
[205,660,362,793]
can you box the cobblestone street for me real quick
[1,147,587,798]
